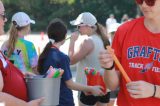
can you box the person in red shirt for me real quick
[0,1,43,106]
[99,0,160,106]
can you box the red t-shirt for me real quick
[0,52,28,101]
[112,17,160,106]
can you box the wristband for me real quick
[104,61,115,70]
[152,85,156,97]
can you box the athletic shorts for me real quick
[80,92,110,105]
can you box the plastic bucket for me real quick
[25,77,61,106]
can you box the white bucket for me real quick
[26,77,61,106]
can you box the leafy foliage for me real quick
[2,0,138,32]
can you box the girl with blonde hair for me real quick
[1,12,38,74]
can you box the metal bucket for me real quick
[25,77,61,106]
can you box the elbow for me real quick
[69,58,74,65]
[69,57,78,65]
[70,60,76,65]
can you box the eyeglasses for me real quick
[0,13,6,21]
[135,0,156,6]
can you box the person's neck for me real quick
[52,42,62,49]
[81,31,95,36]
[88,32,95,36]
[144,17,160,33]
[18,36,24,39]
[18,31,26,38]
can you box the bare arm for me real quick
[0,71,43,106]
[99,49,120,90]
[68,32,79,64]
[32,66,39,74]
[126,81,160,99]
[65,79,104,96]
[68,33,94,64]
[99,49,160,99]
[103,69,120,90]
[0,92,27,106]
[0,71,27,106]
[155,85,160,98]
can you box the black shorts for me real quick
[80,92,110,105]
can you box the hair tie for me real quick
[49,39,55,44]
[12,21,19,28]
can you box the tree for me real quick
[3,0,137,32]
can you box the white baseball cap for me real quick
[12,12,35,27]
[70,12,97,26]
[108,23,121,33]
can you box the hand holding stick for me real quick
[106,46,131,83]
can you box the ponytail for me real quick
[7,24,18,57]
[37,42,52,74]
[96,23,110,48]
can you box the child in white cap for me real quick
[1,12,38,74]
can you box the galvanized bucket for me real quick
[26,77,61,106]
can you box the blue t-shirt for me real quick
[41,48,74,106]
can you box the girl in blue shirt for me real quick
[37,18,104,106]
